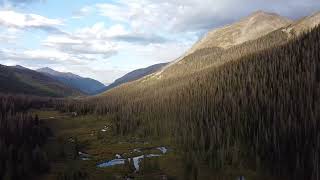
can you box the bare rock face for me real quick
[155,11,292,76]
[283,11,320,37]
[156,10,320,77]
[187,11,292,53]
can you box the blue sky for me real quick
[0,0,319,84]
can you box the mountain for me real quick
[0,65,82,97]
[282,11,320,36]
[106,11,320,85]
[37,67,105,95]
[186,11,292,55]
[12,65,30,70]
[154,11,292,76]
[95,12,320,179]
[101,11,297,91]
[97,63,168,93]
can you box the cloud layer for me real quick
[0,0,43,7]
[96,0,320,33]
[0,0,319,83]
[0,10,63,33]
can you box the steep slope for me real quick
[156,11,292,77]
[63,10,320,179]
[92,24,320,180]
[97,63,168,93]
[156,11,320,80]
[282,11,320,36]
[100,11,295,92]
[37,67,105,95]
[12,65,30,70]
[0,65,82,97]
[187,11,292,53]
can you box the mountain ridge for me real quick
[37,67,106,95]
[97,62,168,94]
[0,64,82,97]
[282,11,320,37]
[187,10,292,53]
[154,10,293,76]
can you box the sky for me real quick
[0,0,319,84]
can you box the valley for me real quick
[34,109,280,180]
[0,9,319,180]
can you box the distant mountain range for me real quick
[0,65,82,97]
[96,63,168,94]
[36,67,106,95]
[36,63,168,95]
[0,63,168,96]
[2,10,319,98]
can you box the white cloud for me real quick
[0,28,20,44]
[43,34,118,56]
[42,23,123,58]
[0,10,63,33]
[118,41,191,65]
[1,1,320,83]
[76,23,128,39]
[95,0,320,34]
[42,22,168,61]
[0,48,86,64]
[23,49,72,62]
[72,6,93,19]
[95,0,235,33]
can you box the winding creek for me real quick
[97,146,169,172]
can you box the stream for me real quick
[97,146,169,172]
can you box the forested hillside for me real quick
[1,0,319,178]
[97,63,168,93]
[37,67,106,95]
[0,95,52,180]
[58,25,320,180]
[0,65,82,97]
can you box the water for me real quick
[97,159,126,168]
[133,148,142,153]
[101,125,110,132]
[132,155,145,171]
[97,154,162,171]
[97,146,169,172]
[157,147,168,154]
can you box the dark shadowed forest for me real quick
[0,95,54,179]
[52,26,320,180]
[0,7,320,180]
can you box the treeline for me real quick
[0,95,53,180]
[56,26,320,179]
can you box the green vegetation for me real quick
[0,95,53,180]
[36,110,269,180]
[34,110,177,180]
[0,65,82,97]
[1,15,319,180]
[36,67,106,95]
[56,26,320,180]
[148,29,289,81]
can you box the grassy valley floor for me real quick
[32,110,281,180]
